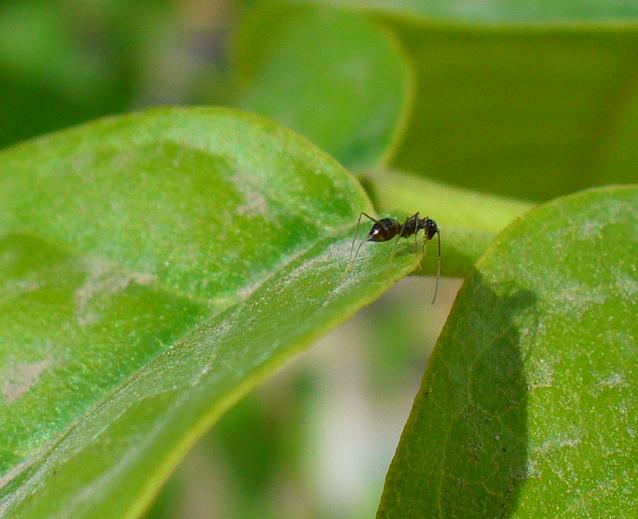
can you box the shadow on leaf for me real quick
[379,269,538,518]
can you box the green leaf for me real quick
[285,0,638,24]
[0,0,174,148]
[235,5,412,170]
[589,82,638,186]
[388,26,638,201]
[0,107,421,518]
[378,185,638,517]
[244,2,638,200]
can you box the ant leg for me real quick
[346,212,378,271]
[349,212,377,262]
[408,212,421,268]
[431,230,441,305]
[416,227,440,304]
[387,232,404,270]
[347,239,367,276]
[415,228,421,269]
[388,213,417,268]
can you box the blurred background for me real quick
[2,0,637,517]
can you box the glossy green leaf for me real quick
[379,185,638,517]
[0,107,423,518]
[235,5,412,170]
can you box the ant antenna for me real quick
[431,229,441,305]
[347,212,377,271]
[348,213,364,263]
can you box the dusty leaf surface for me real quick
[0,107,420,518]
[379,186,638,518]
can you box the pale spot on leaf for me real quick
[1,356,53,403]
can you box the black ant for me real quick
[348,212,441,303]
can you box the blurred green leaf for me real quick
[379,185,638,517]
[0,107,422,518]
[388,26,638,201]
[589,81,638,186]
[283,0,638,24]
[235,5,412,170]
[0,0,173,148]
[241,2,638,200]
[142,474,181,519]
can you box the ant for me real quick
[348,212,441,303]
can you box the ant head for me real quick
[422,218,439,240]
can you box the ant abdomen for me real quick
[367,218,402,242]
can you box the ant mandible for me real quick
[348,212,441,303]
